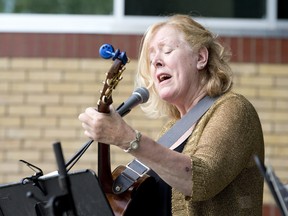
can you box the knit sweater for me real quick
[161,92,264,216]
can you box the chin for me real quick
[159,93,174,102]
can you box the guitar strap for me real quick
[112,95,218,194]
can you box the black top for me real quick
[147,138,188,216]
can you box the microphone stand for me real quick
[45,141,78,216]
[66,139,94,172]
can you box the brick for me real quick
[0,107,5,115]
[275,100,288,110]
[8,106,42,116]
[23,117,57,127]
[0,82,8,91]
[47,83,80,93]
[0,94,25,104]
[232,87,257,97]
[11,58,45,69]
[45,58,80,70]
[111,147,134,165]
[264,134,288,145]
[0,162,20,173]
[22,139,56,150]
[81,83,104,94]
[6,128,42,139]
[2,174,24,183]
[0,117,21,126]
[44,128,78,139]
[268,157,288,169]
[275,123,288,133]
[275,77,288,87]
[0,58,9,69]
[259,64,288,76]
[26,94,60,104]
[231,63,258,75]
[0,151,4,161]
[260,122,273,133]
[80,59,103,70]
[259,88,288,99]
[44,105,78,116]
[6,150,41,161]
[239,76,273,87]
[28,70,62,81]
[0,140,21,150]
[59,118,81,128]
[259,111,288,122]
[11,83,45,93]
[0,70,26,80]
[63,71,96,82]
[62,95,96,105]
[249,99,274,110]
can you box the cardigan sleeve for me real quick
[184,93,263,201]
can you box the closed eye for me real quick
[164,50,172,54]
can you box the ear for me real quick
[196,47,209,70]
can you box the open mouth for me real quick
[158,74,172,83]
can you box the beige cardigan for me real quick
[161,92,264,216]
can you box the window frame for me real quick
[0,0,287,37]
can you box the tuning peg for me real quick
[99,44,128,65]
[99,44,116,59]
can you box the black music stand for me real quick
[0,141,114,216]
[0,169,114,216]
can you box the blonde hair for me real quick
[135,14,233,119]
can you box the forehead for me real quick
[148,25,185,49]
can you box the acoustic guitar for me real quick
[97,44,157,216]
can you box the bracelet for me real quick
[123,130,142,153]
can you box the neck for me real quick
[179,90,207,117]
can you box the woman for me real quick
[79,14,264,215]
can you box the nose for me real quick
[151,57,164,68]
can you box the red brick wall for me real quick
[0,33,288,63]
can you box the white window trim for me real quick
[0,0,287,37]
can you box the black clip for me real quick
[20,159,46,195]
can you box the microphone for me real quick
[116,87,149,117]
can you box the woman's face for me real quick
[148,25,204,110]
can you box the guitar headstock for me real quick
[97,44,129,113]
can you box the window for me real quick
[125,0,266,19]
[278,0,288,19]
[0,0,113,14]
[0,0,286,37]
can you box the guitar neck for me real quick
[98,142,113,193]
[97,58,126,194]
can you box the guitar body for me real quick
[97,44,158,216]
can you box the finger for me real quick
[81,122,88,130]
[78,113,86,121]
[85,107,97,117]
[84,130,94,140]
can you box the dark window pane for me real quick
[0,0,113,15]
[125,0,266,19]
[278,0,288,19]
